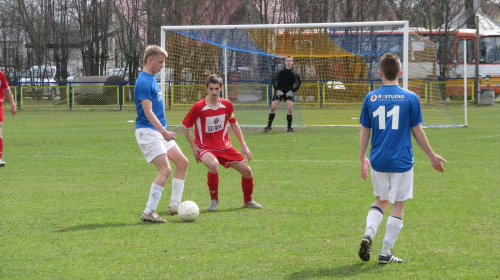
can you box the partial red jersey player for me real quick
[0,70,17,167]
[182,74,262,211]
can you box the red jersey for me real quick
[0,71,9,102]
[182,98,237,150]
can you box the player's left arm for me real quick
[291,70,301,92]
[411,124,447,172]
[229,120,251,162]
[5,88,16,116]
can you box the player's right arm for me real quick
[272,69,281,91]
[411,124,447,172]
[359,126,371,180]
[181,125,201,163]
[181,106,201,162]
[141,99,176,141]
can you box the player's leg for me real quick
[199,151,220,211]
[0,122,4,167]
[227,161,262,209]
[367,198,389,237]
[166,144,189,215]
[140,153,171,223]
[358,197,388,261]
[359,169,391,261]
[379,201,404,264]
[379,169,412,264]
[0,103,5,167]
[285,99,294,132]
[264,100,281,132]
[136,128,169,223]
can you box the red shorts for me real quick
[0,102,4,122]
[199,147,245,168]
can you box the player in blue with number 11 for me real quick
[357,53,447,264]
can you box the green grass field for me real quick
[0,104,498,279]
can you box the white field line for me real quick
[464,135,500,139]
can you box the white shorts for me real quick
[135,128,178,163]
[371,168,413,204]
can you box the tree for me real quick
[112,0,145,81]
[48,0,72,81]
[16,0,51,67]
[68,0,112,76]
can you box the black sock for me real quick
[287,114,292,128]
[267,113,275,127]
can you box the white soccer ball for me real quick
[178,201,199,222]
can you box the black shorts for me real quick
[272,93,294,102]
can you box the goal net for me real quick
[160,22,459,128]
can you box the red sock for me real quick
[207,172,219,201]
[242,177,254,203]
[0,138,3,159]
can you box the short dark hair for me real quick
[205,74,223,87]
[379,53,401,81]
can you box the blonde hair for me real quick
[143,45,168,65]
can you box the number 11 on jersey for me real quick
[373,105,400,130]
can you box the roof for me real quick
[446,9,500,30]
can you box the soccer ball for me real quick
[178,201,199,222]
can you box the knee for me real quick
[240,165,252,178]
[177,157,189,171]
[159,166,172,179]
[207,161,219,173]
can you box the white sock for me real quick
[144,183,164,213]
[365,209,384,239]
[170,178,185,206]
[381,216,403,255]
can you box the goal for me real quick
[160,21,459,127]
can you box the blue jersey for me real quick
[360,85,423,172]
[134,71,167,130]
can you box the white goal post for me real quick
[157,21,461,128]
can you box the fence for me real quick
[11,78,488,110]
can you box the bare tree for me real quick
[48,0,72,81]
[68,0,112,76]
[414,0,465,78]
[0,1,24,80]
[112,0,146,81]
[16,0,52,67]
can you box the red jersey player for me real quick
[182,74,262,211]
[0,70,17,167]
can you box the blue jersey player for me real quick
[135,45,189,223]
[357,53,447,264]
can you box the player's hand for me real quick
[191,146,201,163]
[163,130,176,141]
[10,106,17,116]
[360,157,370,180]
[430,154,447,172]
[286,91,293,97]
[242,146,252,162]
[276,90,284,97]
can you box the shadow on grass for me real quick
[54,207,255,231]
[54,222,141,232]
[285,262,380,279]
[199,206,247,214]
